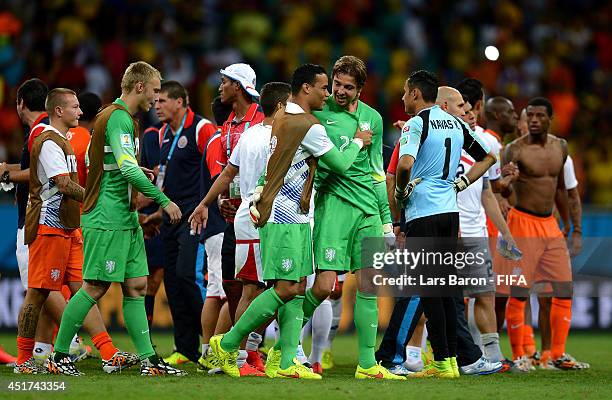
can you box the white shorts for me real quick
[205,232,226,299]
[16,227,29,290]
[234,202,263,283]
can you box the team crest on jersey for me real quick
[359,122,371,131]
[270,136,278,154]
[50,269,60,282]
[281,258,293,272]
[325,248,336,262]
[120,133,132,148]
[177,135,188,149]
[105,260,116,273]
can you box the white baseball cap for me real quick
[220,63,259,98]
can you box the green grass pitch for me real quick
[1,331,611,399]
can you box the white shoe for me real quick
[460,356,503,375]
[388,364,414,376]
[511,356,532,373]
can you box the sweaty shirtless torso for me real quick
[504,134,567,215]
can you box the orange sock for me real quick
[92,332,119,360]
[16,336,35,364]
[506,297,527,360]
[523,325,536,356]
[540,349,552,364]
[550,298,572,359]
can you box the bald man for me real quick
[438,87,525,371]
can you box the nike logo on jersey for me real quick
[326,120,337,125]
[141,329,149,334]
[163,139,170,143]
[510,324,522,329]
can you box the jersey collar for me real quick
[226,102,261,125]
[484,128,502,143]
[31,112,48,129]
[285,101,305,114]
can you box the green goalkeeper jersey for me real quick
[313,96,391,224]
[81,98,170,230]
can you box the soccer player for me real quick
[498,97,582,370]
[203,63,372,379]
[48,62,185,376]
[516,108,587,369]
[14,88,135,375]
[395,71,495,378]
[292,56,399,380]
[441,88,520,368]
[191,82,291,376]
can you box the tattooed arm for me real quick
[52,174,85,202]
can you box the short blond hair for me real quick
[121,61,162,93]
[45,88,76,115]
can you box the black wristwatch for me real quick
[392,221,401,228]
[0,170,10,184]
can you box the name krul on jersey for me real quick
[430,119,461,130]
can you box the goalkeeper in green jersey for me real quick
[304,56,403,380]
[48,62,186,376]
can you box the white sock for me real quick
[296,343,308,364]
[237,350,247,368]
[201,343,209,356]
[421,326,428,352]
[481,332,503,363]
[245,332,262,352]
[273,320,280,342]
[326,298,342,349]
[34,342,53,359]
[404,345,423,371]
[309,299,332,364]
[301,319,311,342]
[467,298,483,350]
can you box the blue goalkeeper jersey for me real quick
[399,105,489,222]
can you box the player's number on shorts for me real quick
[442,137,451,180]
[339,136,350,152]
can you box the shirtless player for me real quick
[498,97,585,370]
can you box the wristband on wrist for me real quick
[352,138,364,149]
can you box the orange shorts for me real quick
[494,207,571,294]
[28,225,83,291]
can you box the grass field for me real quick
[1,331,611,399]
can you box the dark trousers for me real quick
[377,212,482,365]
[162,217,205,362]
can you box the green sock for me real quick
[302,288,323,326]
[221,288,284,352]
[54,289,96,354]
[278,295,304,369]
[123,296,155,359]
[354,291,378,369]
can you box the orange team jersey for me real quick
[493,207,572,295]
[67,126,91,187]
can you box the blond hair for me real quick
[121,61,162,93]
[45,88,76,115]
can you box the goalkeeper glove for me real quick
[394,177,422,209]
[383,223,396,248]
[249,185,263,226]
[453,175,470,193]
